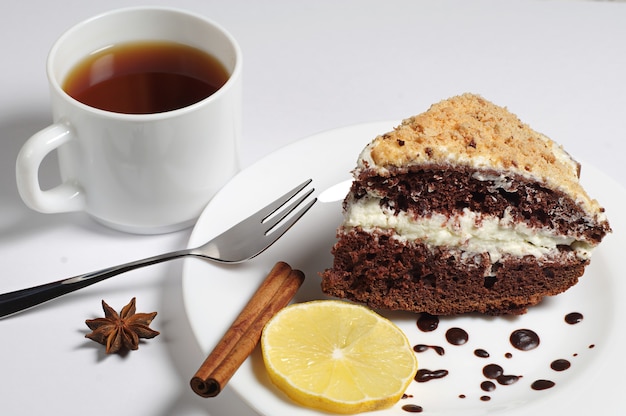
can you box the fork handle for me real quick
[0,249,191,318]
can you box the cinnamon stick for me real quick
[190,261,305,397]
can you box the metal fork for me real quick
[0,179,316,318]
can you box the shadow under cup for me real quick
[26,7,242,234]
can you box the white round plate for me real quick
[182,121,624,415]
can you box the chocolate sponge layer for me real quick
[321,228,587,315]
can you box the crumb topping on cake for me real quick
[357,93,604,218]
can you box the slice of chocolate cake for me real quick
[321,93,611,315]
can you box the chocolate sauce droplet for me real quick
[459,394,466,399]
[496,374,521,385]
[413,344,428,353]
[510,329,540,351]
[413,344,445,356]
[589,344,595,349]
[480,395,491,401]
[531,379,555,390]
[565,312,583,325]
[413,344,427,353]
[482,364,503,379]
[417,313,439,332]
[402,404,423,413]
[551,359,571,371]
[505,352,513,359]
[474,348,490,358]
[445,327,469,345]
[481,381,496,392]
[415,369,449,383]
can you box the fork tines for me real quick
[261,179,316,235]
[211,179,317,262]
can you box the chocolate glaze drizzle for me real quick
[417,313,439,332]
[415,369,449,383]
[550,359,571,371]
[445,327,469,345]
[510,329,540,351]
[413,344,445,356]
[401,404,423,413]
[483,364,503,379]
[474,349,490,358]
[565,312,583,325]
[481,381,496,392]
[406,310,594,408]
[497,374,521,385]
[531,379,555,390]
[482,363,521,385]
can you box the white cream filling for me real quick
[343,196,593,263]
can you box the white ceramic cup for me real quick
[16,7,242,234]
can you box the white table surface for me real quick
[1,0,625,415]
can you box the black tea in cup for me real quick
[63,41,229,114]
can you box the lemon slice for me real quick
[261,300,417,414]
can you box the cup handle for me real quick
[16,122,85,213]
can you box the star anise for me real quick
[85,297,160,354]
